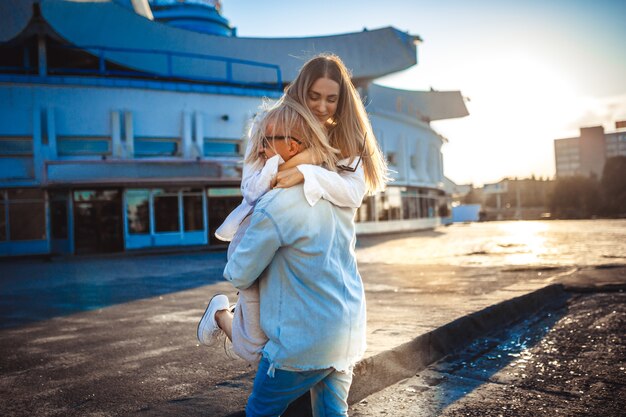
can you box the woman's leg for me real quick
[216,309,234,342]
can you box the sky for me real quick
[222,0,626,186]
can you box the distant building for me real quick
[554,123,626,178]
[479,178,554,221]
[0,0,468,257]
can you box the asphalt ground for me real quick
[0,249,624,416]
[350,290,626,417]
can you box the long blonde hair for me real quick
[245,96,340,170]
[284,53,390,194]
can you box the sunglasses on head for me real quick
[337,133,366,172]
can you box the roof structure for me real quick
[1,0,420,86]
[368,84,469,123]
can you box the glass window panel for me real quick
[9,201,46,240]
[376,193,389,221]
[0,138,33,156]
[99,190,120,201]
[57,138,110,155]
[402,196,413,219]
[126,189,150,234]
[74,190,95,202]
[386,188,403,220]
[419,197,427,218]
[184,195,204,231]
[73,190,120,202]
[154,195,179,232]
[356,196,375,223]
[135,139,179,157]
[207,188,242,197]
[0,201,6,240]
[355,204,364,223]
[50,200,68,239]
[203,140,239,156]
[9,188,44,200]
[208,195,241,245]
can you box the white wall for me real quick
[0,84,264,142]
[369,112,445,190]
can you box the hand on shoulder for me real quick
[272,167,305,189]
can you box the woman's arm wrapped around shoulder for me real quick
[292,163,366,208]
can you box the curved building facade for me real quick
[0,0,467,257]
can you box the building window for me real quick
[153,189,180,232]
[401,188,419,219]
[0,137,33,156]
[203,139,240,157]
[183,189,204,231]
[126,189,150,234]
[135,137,180,157]
[7,189,46,241]
[376,188,402,221]
[356,196,376,223]
[57,136,111,156]
[207,187,242,245]
[387,152,398,166]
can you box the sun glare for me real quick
[498,221,549,264]
[434,51,588,184]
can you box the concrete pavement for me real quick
[0,250,624,416]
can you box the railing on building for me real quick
[0,44,283,90]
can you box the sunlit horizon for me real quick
[225,0,626,186]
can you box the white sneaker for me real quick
[197,294,230,346]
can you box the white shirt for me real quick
[215,141,366,242]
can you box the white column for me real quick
[182,111,192,159]
[194,111,204,158]
[46,107,57,159]
[111,110,122,158]
[123,111,134,158]
[32,107,43,182]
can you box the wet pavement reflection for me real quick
[0,251,227,328]
[424,306,566,411]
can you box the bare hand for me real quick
[278,148,321,171]
[273,167,305,189]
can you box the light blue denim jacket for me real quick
[223,185,366,374]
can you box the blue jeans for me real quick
[245,357,353,417]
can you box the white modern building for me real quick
[0,0,468,257]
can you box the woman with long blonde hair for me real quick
[281,53,389,194]
[198,53,389,366]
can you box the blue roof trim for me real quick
[0,74,284,98]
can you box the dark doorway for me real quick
[73,189,123,254]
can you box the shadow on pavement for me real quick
[415,305,567,414]
[0,252,227,329]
